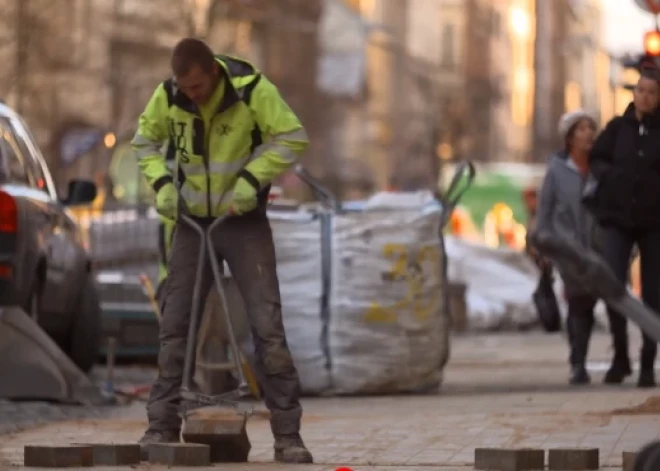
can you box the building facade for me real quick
[425,0,536,163]
[533,0,605,159]
[0,0,325,196]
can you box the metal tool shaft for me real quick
[206,217,249,391]
[180,214,208,392]
[532,231,660,344]
[179,213,249,402]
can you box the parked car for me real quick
[0,101,101,372]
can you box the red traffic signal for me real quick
[644,30,660,56]
[635,0,660,15]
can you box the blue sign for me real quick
[60,128,103,167]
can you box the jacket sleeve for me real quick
[589,116,620,179]
[131,83,173,192]
[535,168,556,235]
[243,75,309,186]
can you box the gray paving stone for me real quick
[23,445,93,468]
[548,448,599,470]
[623,451,637,471]
[73,442,141,465]
[182,409,251,463]
[475,448,544,470]
[148,442,211,466]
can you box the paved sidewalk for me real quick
[2,331,660,470]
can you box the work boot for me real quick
[638,369,656,388]
[566,312,593,386]
[274,433,314,463]
[569,364,590,385]
[138,429,180,461]
[638,346,657,388]
[604,329,631,384]
[603,356,632,384]
[604,312,630,384]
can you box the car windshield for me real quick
[18,119,56,196]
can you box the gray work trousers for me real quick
[146,209,302,436]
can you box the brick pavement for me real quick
[2,331,660,470]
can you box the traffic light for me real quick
[644,30,660,56]
[617,29,660,90]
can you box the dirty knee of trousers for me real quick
[262,348,296,376]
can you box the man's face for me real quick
[634,76,659,115]
[176,64,219,106]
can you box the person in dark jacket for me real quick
[588,68,660,388]
[536,110,599,384]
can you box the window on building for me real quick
[441,23,455,66]
[512,67,532,127]
[565,81,582,112]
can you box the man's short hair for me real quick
[171,38,216,77]
[640,65,660,85]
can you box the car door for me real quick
[0,118,41,308]
[8,118,83,319]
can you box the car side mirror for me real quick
[62,179,97,206]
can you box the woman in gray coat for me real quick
[535,110,599,384]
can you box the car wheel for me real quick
[66,272,102,373]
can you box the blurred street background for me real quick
[0,0,647,202]
[2,1,660,468]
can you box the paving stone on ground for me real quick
[1,332,659,471]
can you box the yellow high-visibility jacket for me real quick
[131,55,308,218]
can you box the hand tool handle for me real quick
[206,217,249,391]
[294,164,340,211]
[532,230,660,343]
[436,160,476,228]
[180,214,209,392]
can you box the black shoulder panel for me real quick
[163,78,175,107]
[242,74,262,105]
[216,55,256,78]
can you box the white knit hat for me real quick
[558,109,597,144]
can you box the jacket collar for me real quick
[622,101,660,128]
[551,150,587,175]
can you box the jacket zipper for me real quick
[579,176,587,246]
[578,171,593,248]
[204,115,216,218]
[189,105,212,218]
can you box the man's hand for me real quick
[230,176,258,215]
[156,182,178,220]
